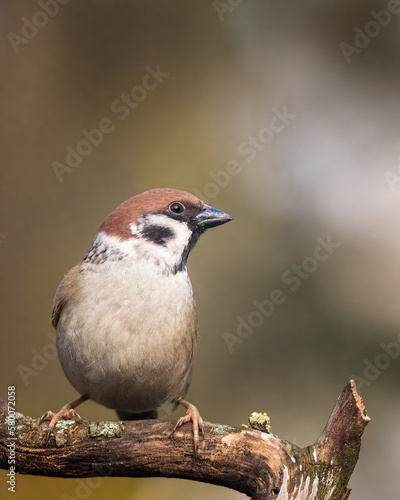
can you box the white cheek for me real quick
[135,214,193,265]
[90,214,194,273]
[138,214,192,249]
[164,222,192,253]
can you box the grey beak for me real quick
[195,205,232,229]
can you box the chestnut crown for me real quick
[99,188,232,241]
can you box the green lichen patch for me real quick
[248,412,271,434]
[89,421,124,439]
[211,424,235,436]
[53,420,75,447]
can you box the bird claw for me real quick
[38,410,56,425]
[170,399,205,460]
[38,407,83,446]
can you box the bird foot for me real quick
[171,398,205,460]
[38,395,88,445]
[38,406,83,445]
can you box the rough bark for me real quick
[0,380,369,499]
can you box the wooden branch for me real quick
[0,380,369,499]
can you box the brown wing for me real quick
[51,265,83,328]
[52,280,66,328]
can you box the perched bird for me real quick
[40,188,231,456]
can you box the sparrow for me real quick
[39,188,232,457]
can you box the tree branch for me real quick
[0,380,369,499]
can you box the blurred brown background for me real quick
[1,1,399,498]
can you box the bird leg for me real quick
[38,395,89,445]
[171,398,205,459]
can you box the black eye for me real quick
[169,202,185,214]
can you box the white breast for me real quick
[56,254,197,413]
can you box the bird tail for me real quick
[116,409,158,420]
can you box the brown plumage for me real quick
[40,188,231,457]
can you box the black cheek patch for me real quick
[141,225,174,246]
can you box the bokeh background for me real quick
[1,1,399,498]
